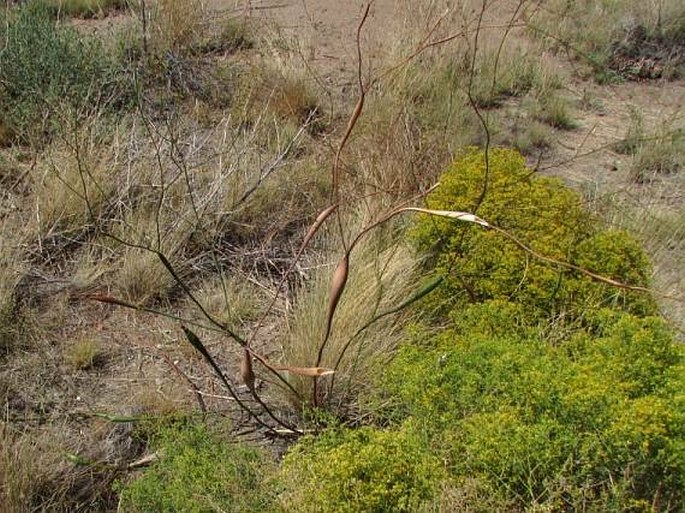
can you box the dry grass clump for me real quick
[0,423,58,513]
[114,3,254,111]
[65,338,103,370]
[22,98,320,305]
[630,126,685,183]
[640,207,685,335]
[0,422,118,512]
[226,156,330,244]
[0,419,133,511]
[527,0,685,81]
[191,275,266,328]
[612,110,685,182]
[0,232,29,356]
[508,119,553,155]
[270,76,321,126]
[135,0,251,60]
[348,55,477,199]
[132,380,191,415]
[0,119,15,148]
[32,134,120,244]
[180,12,255,58]
[468,47,549,109]
[349,30,566,197]
[279,221,423,411]
[112,248,182,305]
[148,0,205,53]
[0,272,20,356]
[532,91,578,129]
[613,105,645,155]
[236,65,324,130]
[69,245,111,294]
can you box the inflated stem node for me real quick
[240,348,255,392]
[323,254,350,350]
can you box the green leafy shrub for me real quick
[411,148,657,321]
[383,303,685,510]
[279,424,445,513]
[118,421,275,512]
[0,2,121,143]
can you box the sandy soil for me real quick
[219,0,402,85]
[244,0,685,180]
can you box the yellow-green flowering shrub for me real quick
[411,148,657,320]
[570,229,656,317]
[279,424,444,513]
[382,303,685,510]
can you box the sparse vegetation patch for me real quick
[1,1,684,511]
[529,0,685,81]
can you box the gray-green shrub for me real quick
[0,1,122,143]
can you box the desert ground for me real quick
[2,0,684,510]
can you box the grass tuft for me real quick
[528,0,685,81]
[630,126,685,183]
[113,250,179,306]
[280,223,422,411]
[148,0,205,54]
[191,275,265,327]
[613,105,645,155]
[533,92,578,129]
[65,338,103,370]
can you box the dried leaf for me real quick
[273,365,335,377]
[402,207,490,227]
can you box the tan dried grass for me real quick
[150,0,205,52]
[0,423,63,513]
[279,218,423,409]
